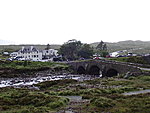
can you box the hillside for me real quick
[1,40,150,54]
[91,40,150,54]
[0,44,61,52]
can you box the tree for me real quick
[96,40,104,50]
[95,41,109,57]
[59,39,82,60]
[100,51,109,57]
[59,39,94,60]
[78,44,94,59]
[103,43,107,51]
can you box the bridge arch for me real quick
[77,66,86,74]
[105,68,118,77]
[88,65,101,75]
[68,59,142,77]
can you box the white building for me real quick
[42,49,58,59]
[109,52,119,57]
[10,46,58,61]
[17,46,42,61]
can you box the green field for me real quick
[108,56,148,64]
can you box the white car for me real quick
[18,58,26,61]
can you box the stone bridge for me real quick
[68,60,142,77]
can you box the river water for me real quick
[0,74,101,88]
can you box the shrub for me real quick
[36,79,77,89]
[58,90,79,96]
[138,76,150,81]
[47,97,68,109]
[20,109,30,113]
[91,97,115,108]
[126,56,147,64]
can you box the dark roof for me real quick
[19,46,39,53]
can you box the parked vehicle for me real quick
[18,58,26,61]
[93,57,104,60]
[13,56,23,60]
[6,58,13,61]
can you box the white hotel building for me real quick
[10,46,58,61]
[17,46,42,61]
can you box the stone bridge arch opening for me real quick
[105,69,118,77]
[77,66,86,74]
[88,65,101,75]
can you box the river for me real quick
[0,74,101,88]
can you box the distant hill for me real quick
[1,40,150,54]
[0,44,61,52]
[91,40,150,54]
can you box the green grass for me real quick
[108,56,148,64]
[109,93,150,113]
[0,55,9,60]
[0,60,68,69]
[37,75,150,112]
[0,75,150,112]
[35,79,77,90]
[0,61,70,78]
[0,88,69,113]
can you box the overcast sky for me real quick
[0,0,150,44]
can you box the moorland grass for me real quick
[0,75,150,112]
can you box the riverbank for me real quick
[0,74,150,113]
[0,60,71,78]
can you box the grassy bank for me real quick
[38,75,150,113]
[0,55,9,60]
[108,56,148,64]
[0,60,68,69]
[1,75,149,112]
[0,61,70,78]
[0,88,69,113]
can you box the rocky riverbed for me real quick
[0,70,102,88]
